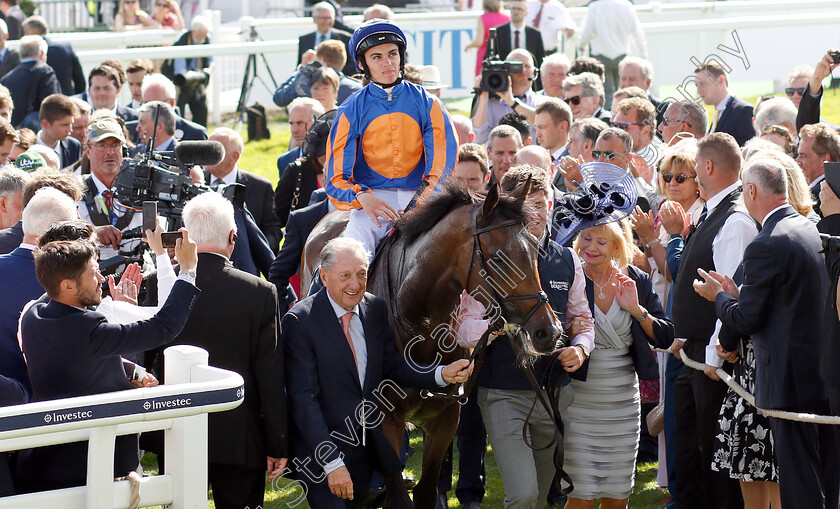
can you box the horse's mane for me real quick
[395,182,527,244]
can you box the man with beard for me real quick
[14,233,200,493]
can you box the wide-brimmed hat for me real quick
[552,161,638,245]
[420,65,449,90]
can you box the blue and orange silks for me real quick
[325,80,459,210]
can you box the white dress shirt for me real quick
[578,0,648,59]
[702,181,759,367]
[508,22,526,51]
[525,0,577,52]
[36,132,63,167]
[321,291,445,475]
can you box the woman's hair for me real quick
[657,151,697,201]
[573,219,634,269]
[483,0,502,12]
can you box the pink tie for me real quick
[341,312,359,371]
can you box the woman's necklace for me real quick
[586,265,614,300]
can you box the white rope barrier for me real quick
[652,347,840,425]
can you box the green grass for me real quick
[139,431,667,509]
[159,89,840,508]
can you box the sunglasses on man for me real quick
[592,150,618,160]
[611,120,645,130]
[662,172,693,184]
[785,87,807,97]
[563,94,592,106]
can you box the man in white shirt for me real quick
[670,133,756,508]
[797,123,840,217]
[525,0,576,55]
[534,98,572,190]
[577,0,647,109]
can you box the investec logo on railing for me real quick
[43,409,93,424]
[142,397,192,411]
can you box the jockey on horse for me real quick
[324,18,459,259]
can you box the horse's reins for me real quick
[381,193,574,496]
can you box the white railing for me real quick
[22,0,840,121]
[0,345,244,509]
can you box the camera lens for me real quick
[486,72,505,92]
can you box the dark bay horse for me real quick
[302,184,564,508]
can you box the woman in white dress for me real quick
[564,219,674,509]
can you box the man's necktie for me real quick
[697,204,708,227]
[212,178,224,186]
[514,30,521,50]
[532,3,543,28]
[710,108,721,133]
[102,190,113,213]
[341,312,359,372]
[316,34,324,46]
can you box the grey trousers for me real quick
[593,53,626,110]
[477,386,574,509]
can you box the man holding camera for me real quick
[162,16,213,127]
[472,48,545,145]
[78,117,142,260]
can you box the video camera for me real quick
[113,105,243,221]
[479,28,524,94]
[174,69,210,89]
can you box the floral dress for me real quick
[711,340,778,482]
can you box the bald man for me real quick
[204,128,282,251]
[514,145,566,207]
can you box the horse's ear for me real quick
[483,184,499,219]
[522,175,533,198]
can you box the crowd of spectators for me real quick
[0,2,838,509]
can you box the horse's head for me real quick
[467,184,565,359]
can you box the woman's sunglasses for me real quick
[662,172,693,184]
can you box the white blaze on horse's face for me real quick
[321,250,369,311]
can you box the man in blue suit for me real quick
[0,187,78,392]
[22,16,86,96]
[282,237,471,508]
[0,35,59,130]
[133,101,177,155]
[140,72,207,142]
[695,158,840,508]
[14,231,200,493]
[694,61,755,146]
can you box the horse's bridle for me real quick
[465,208,550,333]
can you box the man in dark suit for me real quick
[205,128,283,252]
[0,20,19,78]
[36,93,81,168]
[282,237,472,508]
[165,192,287,509]
[694,61,755,146]
[269,197,330,313]
[22,16,86,96]
[494,0,545,82]
[695,158,840,508]
[818,183,840,416]
[1,35,60,129]
[160,18,213,127]
[795,50,840,132]
[298,2,353,77]
[798,123,840,217]
[73,64,139,123]
[670,133,756,509]
[15,234,200,493]
[133,100,178,155]
[0,187,78,392]
[140,72,208,141]
[277,97,323,178]
[0,0,24,40]
[0,372,27,496]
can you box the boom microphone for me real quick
[174,141,226,166]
